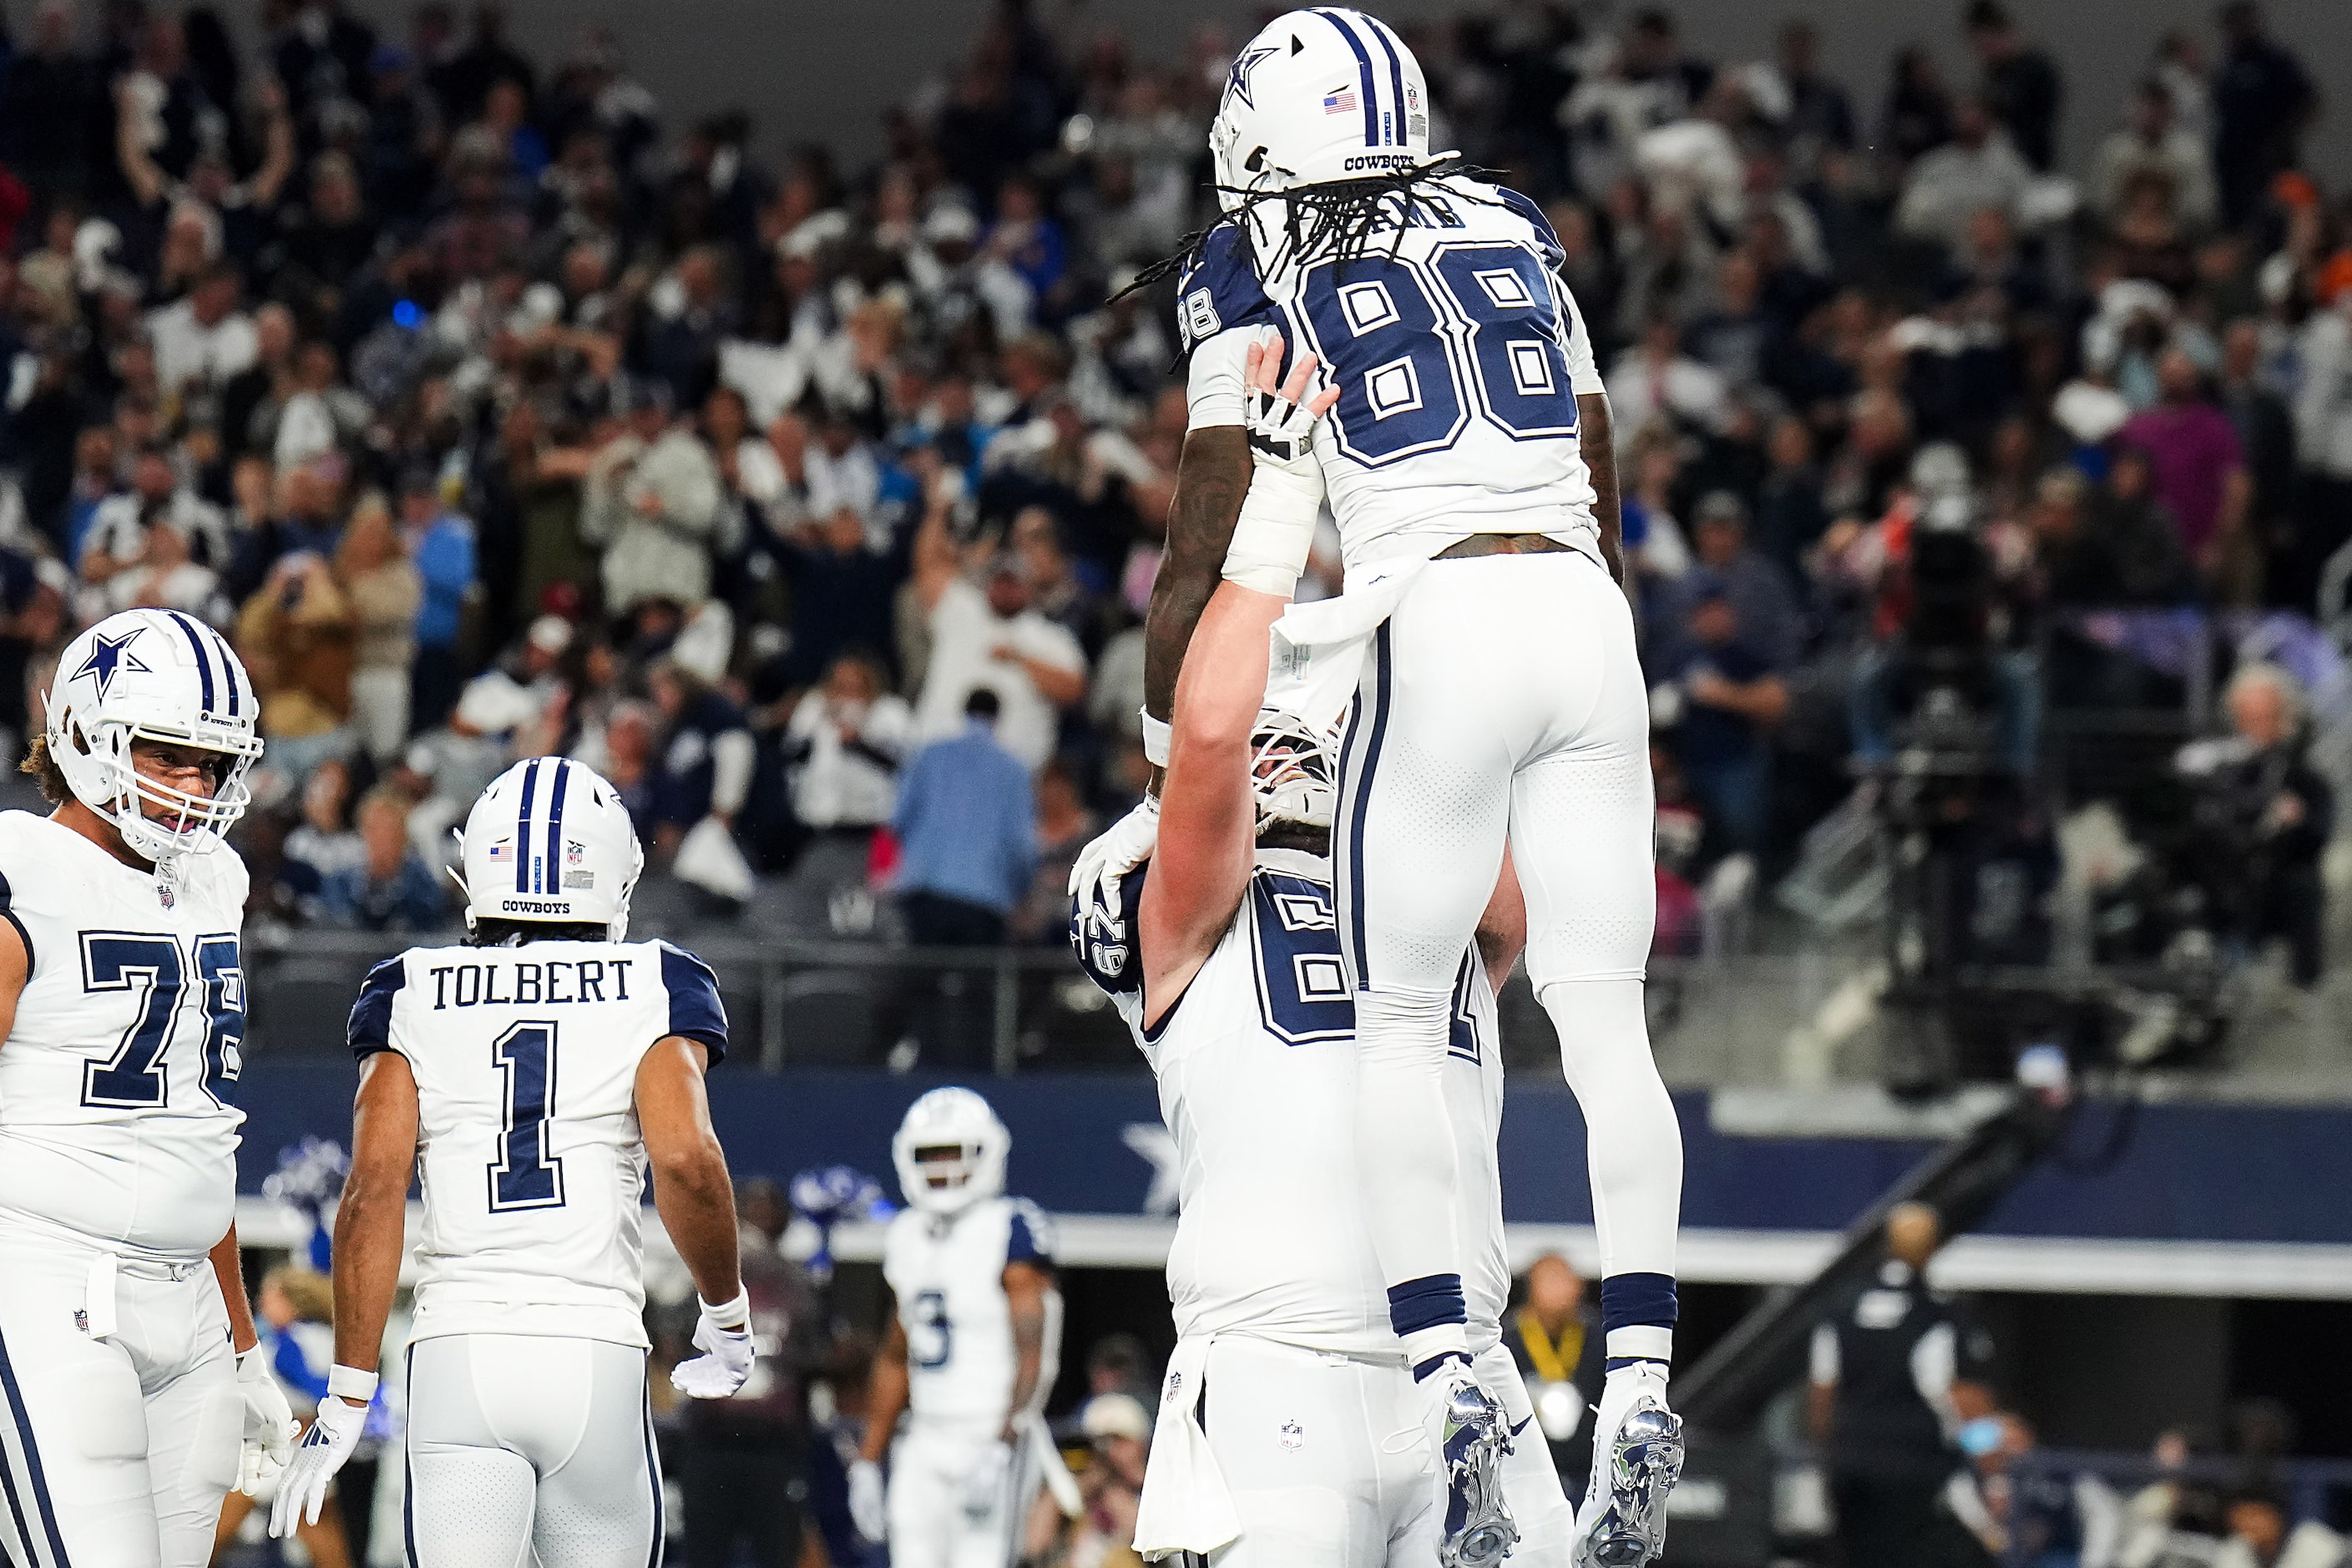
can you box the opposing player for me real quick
[1071,351,1574,1568]
[1132,13,1684,1561]
[0,608,296,1568]
[850,1088,1062,1568]
[268,757,756,1562]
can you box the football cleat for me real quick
[1436,1366,1520,1568]
[1573,1391,1685,1568]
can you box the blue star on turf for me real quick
[75,627,150,700]
[1226,43,1278,110]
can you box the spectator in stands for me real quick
[1050,1393,1150,1568]
[2217,321,2299,602]
[1506,1253,1603,1469]
[2291,288,2352,594]
[281,756,365,917]
[1651,574,1789,858]
[2092,79,2218,234]
[648,655,755,862]
[1667,492,1803,666]
[1014,756,1095,943]
[908,490,1085,772]
[2178,663,2333,987]
[2210,1,2318,228]
[583,382,733,626]
[1965,0,2062,173]
[319,784,446,930]
[237,544,356,783]
[2122,347,2249,594]
[1896,99,2035,253]
[78,445,232,593]
[400,468,478,733]
[1810,1203,1996,1568]
[787,651,913,838]
[2217,1491,2344,1568]
[143,260,258,402]
[893,687,1034,948]
[336,492,422,764]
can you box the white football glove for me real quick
[234,1346,299,1497]
[961,1439,1013,1519]
[1068,793,1160,923]
[847,1456,888,1542]
[269,1392,368,1536]
[1225,332,1336,598]
[670,1290,756,1399]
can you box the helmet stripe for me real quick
[513,757,542,893]
[1359,13,1411,146]
[161,611,216,714]
[202,624,242,716]
[542,760,571,900]
[1313,9,1382,148]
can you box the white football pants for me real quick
[1335,552,1682,1351]
[887,1419,1048,1568]
[402,1333,660,1568]
[1183,1336,1434,1568]
[0,1225,240,1568]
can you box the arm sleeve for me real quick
[1186,330,1256,431]
[347,957,407,1060]
[709,729,756,817]
[1808,1320,1840,1386]
[657,942,729,1063]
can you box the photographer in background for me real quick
[2176,664,2333,988]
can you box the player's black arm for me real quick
[1577,391,1624,586]
[333,1050,421,1391]
[859,1305,910,1465]
[999,1259,1055,1443]
[1142,424,1252,726]
[635,1036,742,1309]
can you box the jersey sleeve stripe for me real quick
[1312,9,1382,148]
[658,942,729,1063]
[348,956,407,1059]
[1005,1203,1053,1265]
[161,609,216,715]
[542,760,571,898]
[0,869,35,976]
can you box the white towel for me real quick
[1132,1338,1242,1560]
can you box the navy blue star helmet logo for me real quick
[1226,43,1278,110]
[74,626,150,700]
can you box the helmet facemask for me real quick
[57,710,260,867]
[1250,709,1338,833]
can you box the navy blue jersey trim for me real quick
[348,956,406,1059]
[641,1378,664,1566]
[1341,623,1393,989]
[0,869,34,978]
[1313,9,1381,147]
[659,942,729,1065]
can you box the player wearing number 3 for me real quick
[268,757,752,1564]
[1118,11,1687,1566]
[0,609,294,1568]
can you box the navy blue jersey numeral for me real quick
[1250,875,1355,1044]
[1447,953,1481,1065]
[79,934,185,1107]
[195,935,244,1104]
[488,1021,566,1211]
[909,1288,953,1369]
[1299,243,1578,466]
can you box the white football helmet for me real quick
[892,1087,1010,1216]
[1251,708,1339,832]
[44,609,263,866]
[1211,8,1434,210]
[454,756,645,940]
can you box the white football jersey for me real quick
[0,811,249,1260]
[1072,847,1506,1357]
[349,937,728,1349]
[881,1195,1061,1431]
[1180,177,1606,574]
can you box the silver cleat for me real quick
[1573,1397,1685,1568]
[1437,1369,1520,1568]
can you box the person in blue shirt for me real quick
[1652,574,1789,861]
[319,786,448,932]
[893,687,1035,948]
[401,467,478,731]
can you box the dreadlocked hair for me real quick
[1123,155,1510,306]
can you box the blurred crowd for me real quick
[0,0,2344,953]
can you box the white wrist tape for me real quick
[701,1289,751,1331]
[1140,710,1171,768]
[1222,470,1322,598]
[326,1364,379,1403]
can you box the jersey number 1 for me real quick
[488,1021,567,1211]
